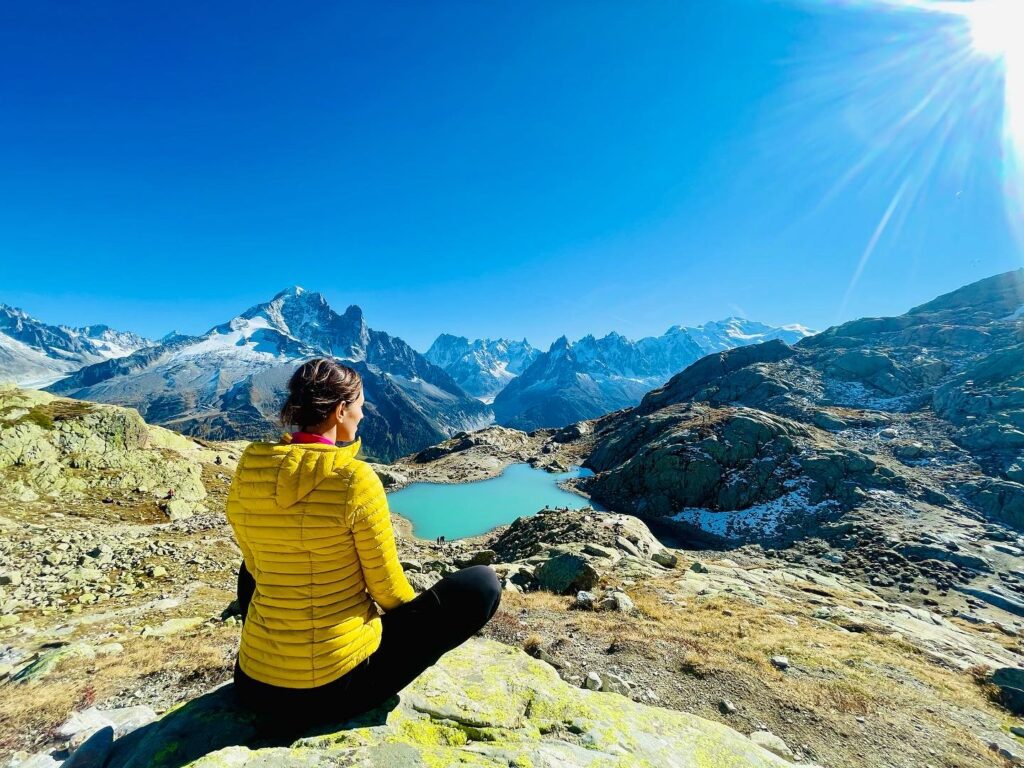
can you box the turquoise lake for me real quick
[386,463,602,540]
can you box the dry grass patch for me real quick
[0,631,234,755]
[498,576,1007,767]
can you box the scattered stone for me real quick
[147,565,167,579]
[599,590,635,613]
[584,671,603,691]
[535,648,564,670]
[770,655,790,671]
[11,753,63,768]
[0,571,22,586]
[57,708,115,745]
[575,590,596,610]
[749,730,796,762]
[720,699,738,714]
[164,499,196,521]
[615,536,641,557]
[652,550,679,568]
[466,549,497,566]
[141,617,205,638]
[601,672,632,695]
[582,543,617,559]
[407,571,441,593]
[12,643,96,683]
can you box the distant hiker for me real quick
[165,488,175,500]
[225,358,501,730]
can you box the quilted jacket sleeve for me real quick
[226,464,256,576]
[350,466,416,611]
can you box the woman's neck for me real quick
[295,425,337,444]
[314,425,338,443]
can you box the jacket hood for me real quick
[268,435,363,508]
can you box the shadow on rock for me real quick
[103,682,396,768]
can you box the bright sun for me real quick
[854,0,1024,248]
[962,0,1022,58]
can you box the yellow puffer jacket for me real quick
[225,435,416,689]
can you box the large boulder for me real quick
[0,386,210,505]
[98,639,791,768]
[962,479,1024,529]
[991,667,1024,715]
[534,553,600,594]
[487,507,662,563]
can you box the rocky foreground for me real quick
[4,319,1024,768]
[74,639,795,768]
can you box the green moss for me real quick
[47,399,96,421]
[10,400,95,431]
[391,716,469,747]
[19,406,54,430]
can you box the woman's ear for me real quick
[335,401,346,422]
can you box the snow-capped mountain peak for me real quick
[424,333,540,402]
[0,304,153,388]
[46,288,491,461]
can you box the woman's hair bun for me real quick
[280,358,362,429]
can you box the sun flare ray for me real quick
[817,0,1024,268]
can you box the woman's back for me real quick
[226,435,415,689]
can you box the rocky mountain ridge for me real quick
[424,333,540,402]
[570,269,1024,618]
[46,288,492,462]
[491,318,813,431]
[0,305,152,389]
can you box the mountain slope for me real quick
[49,288,492,462]
[493,319,814,431]
[580,268,1024,615]
[0,305,152,388]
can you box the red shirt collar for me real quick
[290,431,336,446]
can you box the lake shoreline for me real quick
[378,424,604,544]
[388,464,602,544]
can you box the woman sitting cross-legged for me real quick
[225,357,502,727]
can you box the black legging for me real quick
[232,561,502,727]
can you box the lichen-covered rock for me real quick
[0,386,216,505]
[103,639,792,768]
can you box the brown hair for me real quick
[280,358,362,430]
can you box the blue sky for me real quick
[1,1,1020,351]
